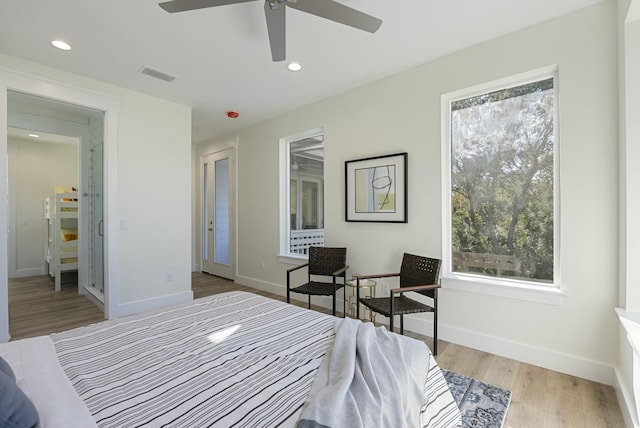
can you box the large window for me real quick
[444,72,557,286]
[281,130,324,257]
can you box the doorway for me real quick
[0,68,120,342]
[6,128,79,280]
[7,90,105,302]
[202,149,235,280]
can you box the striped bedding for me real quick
[49,291,460,427]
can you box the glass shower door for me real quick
[88,144,104,295]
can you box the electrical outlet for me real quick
[165,272,173,281]
[260,261,265,270]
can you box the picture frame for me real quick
[345,152,408,223]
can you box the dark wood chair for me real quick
[356,253,442,354]
[286,246,348,316]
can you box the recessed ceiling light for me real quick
[28,133,40,138]
[287,62,302,72]
[51,40,71,51]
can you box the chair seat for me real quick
[360,296,434,318]
[290,281,345,296]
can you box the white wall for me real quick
[617,0,640,426]
[223,1,619,385]
[115,91,192,307]
[7,136,77,277]
[623,13,640,313]
[0,54,193,317]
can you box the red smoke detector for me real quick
[226,111,239,119]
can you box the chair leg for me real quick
[389,294,394,333]
[332,291,336,316]
[433,316,438,355]
[400,315,404,335]
[308,295,311,309]
[356,281,360,319]
[433,294,438,355]
[343,287,346,318]
[286,276,290,303]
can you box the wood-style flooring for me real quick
[8,272,626,428]
[9,272,105,340]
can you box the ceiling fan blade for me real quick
[286,0,382,33]
[264,1,286,62]
[159,0,255,13]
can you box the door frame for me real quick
[0,66,121,341]
[200,148,236,280]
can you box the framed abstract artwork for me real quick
[345,152,408,223]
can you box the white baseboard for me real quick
[237,274,616,386]
[117,291,193,317]
[9,267,46,278]
[407,313,615,386]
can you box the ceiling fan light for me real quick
[51,40,71,51]
[287,62,302,72]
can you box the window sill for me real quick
[278,253,308,265]
[441,273,566,305]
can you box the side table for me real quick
[344,278,377,322]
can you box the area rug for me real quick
[442,369,512,428]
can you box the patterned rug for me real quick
[442,370,512,428]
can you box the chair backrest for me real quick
[399,253,441,298]
[308,246,347,277]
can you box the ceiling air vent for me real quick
[140,66,176,82]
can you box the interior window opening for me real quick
[288,134,324,256]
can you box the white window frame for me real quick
[279,128,324,263]
[441,66,566,305]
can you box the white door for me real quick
[202,149,235,279]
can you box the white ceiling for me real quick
[0,0,605,144]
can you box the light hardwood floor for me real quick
[9,272,104,340]
[9,272,626,428]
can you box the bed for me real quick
[0,291,461,428]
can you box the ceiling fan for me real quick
[158,0,382,62]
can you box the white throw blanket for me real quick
[296,317,430,428]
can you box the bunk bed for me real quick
[44,191,79,291]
